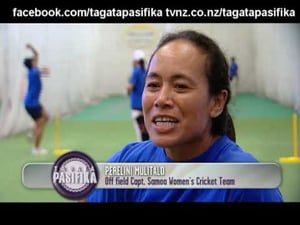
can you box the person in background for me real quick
[229,56,239,97]
[127,49,149,141]
[88,30,283,202]
[23,43,50,155]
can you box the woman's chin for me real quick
[151,136,178,148]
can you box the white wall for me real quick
[253,24,300,111]
[209,24,255,93]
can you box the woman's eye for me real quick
[146,82,160,90]
[174,84,188,91]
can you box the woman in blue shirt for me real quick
[88,31,283,202]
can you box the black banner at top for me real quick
[1,2,299,23]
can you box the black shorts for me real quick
[25,105,43,121]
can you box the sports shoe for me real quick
[32,148,48,155]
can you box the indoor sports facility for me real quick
[0,24,299,202]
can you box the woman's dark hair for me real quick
[137,59,145,72]
[23,58,33,69]
[226,113,236,142]
[147,30,235,142]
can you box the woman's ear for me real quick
[210,90,228,118]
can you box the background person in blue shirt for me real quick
[23,43,50,155]
[88,30,283,202]
[229,56,239,97]
[127,50,149,141]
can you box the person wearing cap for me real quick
[127,49,149,141]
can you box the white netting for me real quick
[0,24,299,139]
[0,24,146,138]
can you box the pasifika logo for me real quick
[52,151,99,200]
